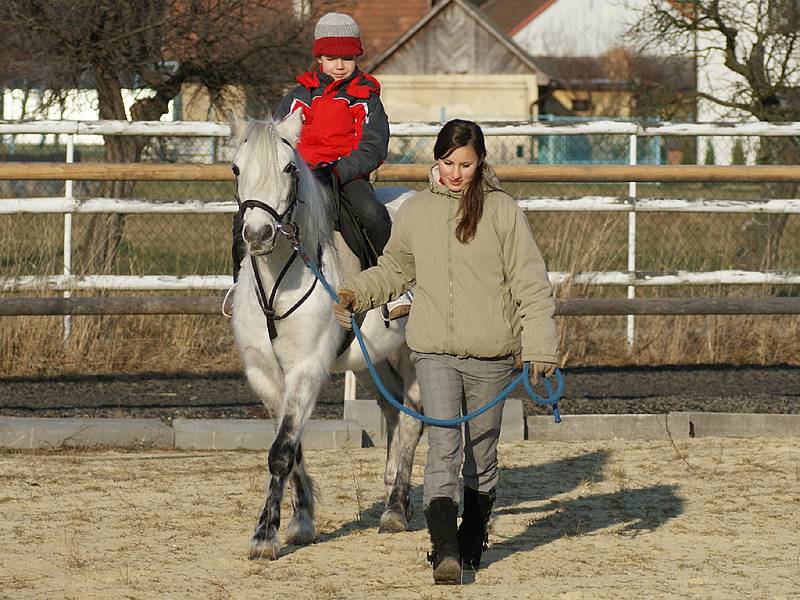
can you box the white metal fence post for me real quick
[627,134,637,350]
[63,134,75,340]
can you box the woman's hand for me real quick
[529,361,557,384]
[333,288,357,330]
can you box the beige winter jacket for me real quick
[342,167,559,363]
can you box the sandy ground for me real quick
[1,438,798,599]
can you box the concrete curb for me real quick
[0,418,174,450]
[526,413,690,441]
[0,417,362,451]
[2,412,799,450]
[681,412,800,438]
[173,419,363,450]
[343,398,526,446]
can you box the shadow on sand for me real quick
[281,448,684,566]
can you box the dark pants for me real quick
[231,176,391,281]
[339,177,392,257]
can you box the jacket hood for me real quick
[428,164,502,199]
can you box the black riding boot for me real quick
[425,497,461,585]
[231,212,247,283]
[457,487,496,570]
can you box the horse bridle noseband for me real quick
[234,136,322,340]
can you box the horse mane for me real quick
[236,118,334,257]
[291,135,334,256]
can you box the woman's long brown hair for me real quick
[434,119,496,243]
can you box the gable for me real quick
[369,0,548,80]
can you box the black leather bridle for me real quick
[233,138,322,340]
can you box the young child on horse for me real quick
[332,120,560,584]
[231,11,410,319]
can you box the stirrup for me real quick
[221,282,237,318]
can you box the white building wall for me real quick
[511,0,636,56]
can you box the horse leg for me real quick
[380,352,424,533]
[250,416,295,560]
[250,358,327,558]
[357,357,424,533]
[284,442,318,545]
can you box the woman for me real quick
[333,119,559,584]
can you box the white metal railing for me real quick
[4,119,800,137]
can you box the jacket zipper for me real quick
[447,196,454,353]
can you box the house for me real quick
[367,0,549,123]
[345,0,432,64]
[481,0,695,119]
[482,0,634,57]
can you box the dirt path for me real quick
[2,365,799,420]
[1,438,798,599]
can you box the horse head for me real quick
[231,111,304,256]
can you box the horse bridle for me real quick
[233,136,322,340]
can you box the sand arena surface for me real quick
[1,438,798,599]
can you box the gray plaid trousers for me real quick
[411,352,515,508]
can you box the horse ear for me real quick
[228,110,248,142]
[275,110,303,146]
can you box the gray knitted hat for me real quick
[313,12,363,57]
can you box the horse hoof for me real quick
[284,515,316,546]
[249,534,282,560]
[378,509,408,533]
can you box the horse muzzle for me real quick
[243,219,277,255]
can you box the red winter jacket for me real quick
[275,67,390,184]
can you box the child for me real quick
[332,120,559,584]
[231,12,410,319]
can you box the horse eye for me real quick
[232,164,240,176]
[283,162,295,174]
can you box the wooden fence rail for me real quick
[2,296,799,316]
[3,163,800,182]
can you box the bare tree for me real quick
[627,0,800,270]
[0,0,335,273]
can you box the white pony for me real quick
[230,112,424,560]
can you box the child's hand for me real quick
[313,161,339,185]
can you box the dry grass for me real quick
[3,290,798,378]
[1,209,799,377]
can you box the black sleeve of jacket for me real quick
[335,92,389,183]
[275,85,309,121]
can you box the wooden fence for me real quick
[2,119,800,319]
[2,296,800,316]
[2,162,800,182]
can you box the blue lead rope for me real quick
[297,244,563,426]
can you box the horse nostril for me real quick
[244,224,275,241]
